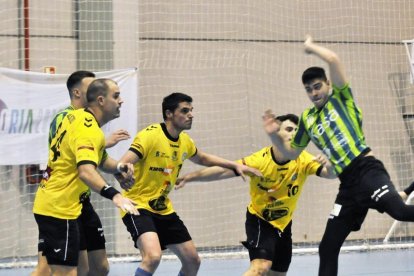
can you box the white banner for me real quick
[0,67,138,165]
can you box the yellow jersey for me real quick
[33,109,107,219]
[122,123,197,216]
[241,147,321,231]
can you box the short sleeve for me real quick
[129,128,153,160]
[332,83,354,101]
[187,137,197,158]
[74,126,105,167]
[291,113,311,149]
[301,151,322,176]
[239,151,261,169]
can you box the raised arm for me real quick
[304,35,348,88]
[263,110,303,160]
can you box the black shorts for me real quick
[34,214,79,266]
[242,210,292,272]
[77,199,106,251]
[122,209,192,250]
[333,155,399,231]
[37,199,105,252]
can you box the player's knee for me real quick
[31,265,51,276]
[77,266,89,276]
[187,253,201,270]
[101,260,110,275]
[319,239,340,259]
[383,198,414,221]
[90,260,110,276]
[319,240,330,257]
[249,259,272,275]
[77,261,89,276]
[142,252,162,269]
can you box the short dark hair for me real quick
[276,114,299,125]
[162,92,193,120]
[66,70,95,97]
[86,78,115,103]
[301,67,327,85]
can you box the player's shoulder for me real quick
[332,82,351,92]
[179,130,192,140]
[258,146,272,156]
[297,150,315,162]
[51,105,74,121]
[66,109,99,130]
[298,149,312,157]
[134,123,162,143]
[70,108,91,120]
[332,83,353,99]
[139,123,161,136]
[143,123,161,132]
[302,106,317,118]
[57,105,74,115]
[247,146,271,160]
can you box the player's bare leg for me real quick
[50,264,77,276]
[30,252,50,276]
[167,240,200,276]
[243,259,272,276]
[77,249,89,276]
[136,232,162,274]
[87,249,109,276]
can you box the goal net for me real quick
[1,0,414,268]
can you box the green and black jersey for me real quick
[292,83,369,175]
[48,105,75,146]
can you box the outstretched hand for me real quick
[105,129,131,148]
[234,164,262,182]
[175,177,187,190]
[262,109,281,135]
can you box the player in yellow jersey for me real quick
[117,92,262,276]
[33,78,138,276]
[32,71,130,276]
[175,112,336,276]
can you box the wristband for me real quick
[100,185,120,200]
[232,169,240,176]
[117,162,124,173]
[404,181,414,196]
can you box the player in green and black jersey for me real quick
[266,35,414,276]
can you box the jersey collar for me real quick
[84,108,100,127]
[160,122,179,142]
[270,146,291,166]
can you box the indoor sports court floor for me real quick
[1,249,414,275]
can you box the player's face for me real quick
[103,82,123,120]
[79,77,95,107]
[278,119,298,144]
[304,79,330,109]
[171,101,193,131]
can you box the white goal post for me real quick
[403,39,414,84]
